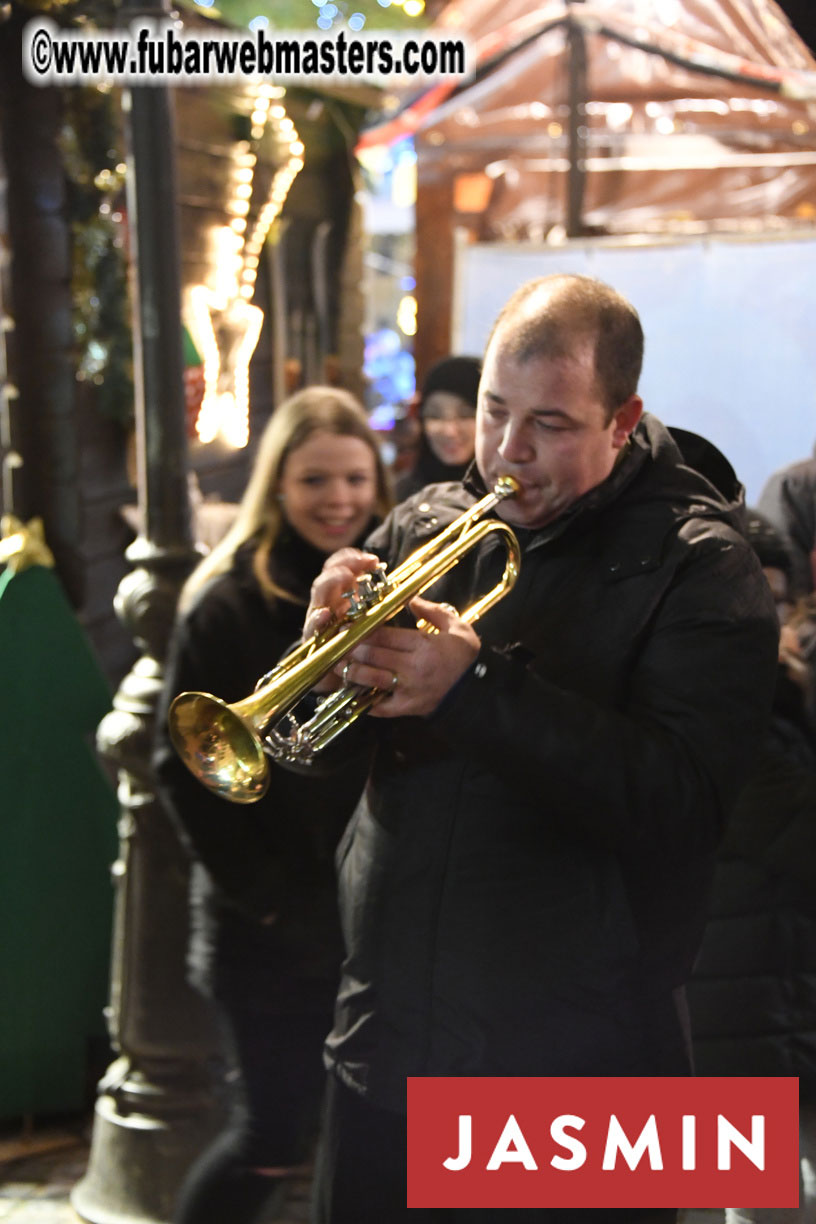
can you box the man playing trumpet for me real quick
[306,275,778,1223]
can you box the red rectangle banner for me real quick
[406,1077,799,1210]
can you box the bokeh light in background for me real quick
[358,134,417,442]
[304,0,425,26]
[364,329,415,431]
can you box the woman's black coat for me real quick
[153,530,368,1009]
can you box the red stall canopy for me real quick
[370,0,816,372]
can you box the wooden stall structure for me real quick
[358,0,816,380]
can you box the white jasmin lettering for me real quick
[441,1112,766,1174]
[444,1115,472,1171]
[603,1115,663,1171]
[718,1115,765,1171]
[486,1114,538,1171]
[550,1115,587,1171]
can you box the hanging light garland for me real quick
[187,84,305,448]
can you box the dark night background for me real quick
[777,0,816,54]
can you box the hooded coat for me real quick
[324,413,779,1111]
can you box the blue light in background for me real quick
[316,14,333,29]
[364,328,416,412]
[248,15,268,30]
[321,3,338,16]
[348,12,366,29]
[400,276,417,291]
[368,403,398,431]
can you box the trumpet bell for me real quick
[168,692,270,804]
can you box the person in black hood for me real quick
[758,454,816,597]
[153,387,391,1224]
[396,355,481,501]
[296,275,780,1224]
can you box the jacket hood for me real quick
[637,415,747,534]
[572,414,749,581]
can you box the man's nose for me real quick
[498,421,533,464]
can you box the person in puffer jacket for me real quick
[688,511,816,1224]
[299,275,780,1224]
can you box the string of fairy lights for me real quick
[181,1,429,447]
[187,84,305,448]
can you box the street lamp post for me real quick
[71,4,225,1220]
[566,0,588,238]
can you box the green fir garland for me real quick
[60,82,133,427]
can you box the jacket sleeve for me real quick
[430,531,779,861]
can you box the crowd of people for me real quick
[153,274,816,1224]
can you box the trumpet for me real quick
[168,475,521,803]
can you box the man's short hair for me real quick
[488,275,644,421]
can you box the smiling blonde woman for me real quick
[154,386,391,1224]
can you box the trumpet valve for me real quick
[342,563,388,618]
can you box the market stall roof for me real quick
[363,0,816,235]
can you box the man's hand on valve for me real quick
[303,548,382,640]
[302,549,381,694]
[333,595,480,718]
[303,550,480,714]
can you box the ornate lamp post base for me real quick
[73,1054,223,1224]
[71,544,227,1223]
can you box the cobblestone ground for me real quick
[0,1121,727,1223]
[0,1119,310,1223]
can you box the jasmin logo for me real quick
[407,1077,799,1210]
[444,1110,765,1172]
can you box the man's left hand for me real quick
[334,596,480,718]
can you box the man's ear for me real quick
[610,395,643,450]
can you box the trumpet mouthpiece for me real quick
[495,475,521,500]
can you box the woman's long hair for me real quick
[179,386,391,613]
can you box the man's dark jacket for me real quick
[325,413,779,1111]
